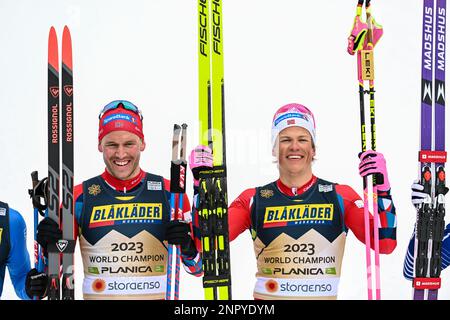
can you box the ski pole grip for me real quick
[31,171,39,188]
[170,160,187,194]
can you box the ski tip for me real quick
[48,26,59,72]
[62,26,73,70]
[63,25,72,43]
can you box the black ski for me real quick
[46,26,61,300]
[61,25,76,300]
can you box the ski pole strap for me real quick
[419,150,447,162]
[47,239,76,254]
[413,277,441,290]
[28,172,48,216]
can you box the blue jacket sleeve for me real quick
[403,231,415,280]
[7,208,32,300]
[441,224,450,271]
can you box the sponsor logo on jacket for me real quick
[89,203,163,228]
[263,204,334,228]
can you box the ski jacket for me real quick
[226,176,397,300]
[71,170,202,300]
[0,202,31,300]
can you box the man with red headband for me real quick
[190,103,398,300]
[26,100,201,300]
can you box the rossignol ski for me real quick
[413,0,447,301]
[46,26,61,300]
[29,26,75,300]
[197,0,232,300]
[347,0,384,300]
[61,26,76,300]
[166,124,188,300]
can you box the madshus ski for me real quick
[29,26,75,300]
[413,0,447,301]
[197,0,232,300]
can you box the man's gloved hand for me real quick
[358,150,391,191]
[25,268,48,299]
[189,145,213,187]
[411,179,429,208]
[411,178,449,207]
[36,217,62,253]
[347,15,368,55]
[165,220,197,258]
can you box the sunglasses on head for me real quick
[99,100,143,120]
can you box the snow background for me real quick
[0,0,449,300]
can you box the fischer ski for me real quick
[197,0,232,300]
[166,123,188,300]
[413,0,447,301]
[347,0,384,300]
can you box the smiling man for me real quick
[190,103,398,300]
[26,100,202,300]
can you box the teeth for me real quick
[288,155,303,159]
[114,160,129,166]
